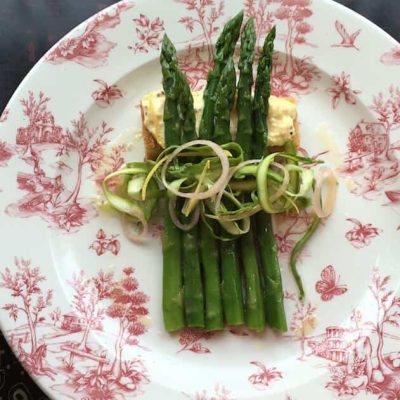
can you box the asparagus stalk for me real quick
[199,11,244,140]
[164,38,206,328]
[200,221,224,330]
[236,18,266,332]
[214,59,245,326]
[253,27,288,332]
[197,12,244,330]
[160,35,185,331]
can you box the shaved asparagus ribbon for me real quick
[102,141,336,237]
[161,140,230,200]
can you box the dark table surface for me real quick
[0,0,399,398]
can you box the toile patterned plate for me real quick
[0,0,399,399]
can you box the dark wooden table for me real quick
[0,0,398,398]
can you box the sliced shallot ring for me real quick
[121,212,148,244]
[161,140,230,200]
[312,167,337,218]
[269,162,290,202]
[215,159,260,213]
[168,196,200,231]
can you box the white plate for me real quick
[1,1,399,399]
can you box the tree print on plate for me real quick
[177,328,215,354]
[326,72,361,109]
[129,14,165,53]
[380,47,400,66]
[248,361,283,389]
[46,2,134,68]
[315,265,347,302]
[92,79,124,108]
[332,20,361,50]
[345,218,381,248]
[89,229,121,256]
[0,258,55,379]
[341,86,400,200]
[5,91,125,232]
[177,0,225,90]
[321,268,400,399]
[0,259,151,399]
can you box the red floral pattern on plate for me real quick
[345,218,381,248]
[177,0,225,90]
[178,328,215,354]
[129,14,165,53]
[0,141,13,167]
[380,46,400,66]
[315,265,348,302]
[0,260,151,399]
[89,229,120,256]
[0,258,55,379]
[248,361,283,389]
[326,72,361,109]
[46,2,134,68]
[332,20,361,50]
[322,268,400,399]
[92,79,123,108]
[5,92,125,232]
[187,384,233,400]
[342,86,400,200]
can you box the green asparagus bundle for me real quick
[236,18,266,332]
[252,27,288,332]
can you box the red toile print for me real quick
[248,361,283,389]
[274,211,315,256]
[0,108,9,123]
[6,92,115,232]
[245,0,275,53]
[342,86,400,200]
[106,267,150,383]
[92,79,123,108]
[178,328,214,354]
[129,14,165,53]
[50,267,150,399]
[321,268,400,399]
[345,218,381,248]
[0,258,55,379]
[188,384,233,400]
[46,2,134,67]
[272,0,321,96]
[380,46,400,66]
[326,72,361,109]
[90,229,121,256]
[289,301,317,360]
[332,20,361,50]
[0,141,13,167]
[315,265,348,302]
[92,142,128,187]
[176,0,225,90]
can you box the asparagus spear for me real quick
[199,11,244,140]
[163,37,206,328]
[236,19,266,332]
[214,59,236,145]
[196,12,244,330]
[214,59,245,326]
[160,35,185,331]
[253,27,288,332]
[236,18,256,160]
[200,220,224,330]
